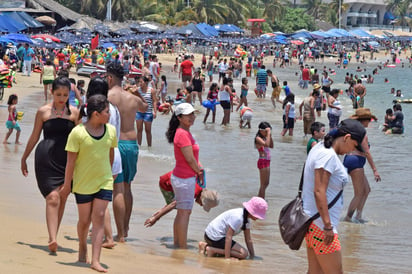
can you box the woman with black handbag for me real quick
[302,119,366,273]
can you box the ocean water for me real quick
[3,58,411,273]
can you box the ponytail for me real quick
[324,128,346,149]
[241,208,250,231]
[165,114,180,143]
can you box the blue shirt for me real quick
[256,69,267,85]
[283,85,291,96]
[23,47,34,61]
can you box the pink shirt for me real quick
[173,128,199,178]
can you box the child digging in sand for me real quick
[3,94,22,144]
[199,197,267,259]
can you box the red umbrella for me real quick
[290,40,304,45]
[31,34,61,43]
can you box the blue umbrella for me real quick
[3,33,32,44]
[0,37,14,45]
[102,42,117,49]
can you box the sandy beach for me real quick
[0,64,207,274]
[0,49,410,273]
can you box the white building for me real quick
[291,0,389,28]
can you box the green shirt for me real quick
[307,137,318,154]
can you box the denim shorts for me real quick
[171,174,196,210]
[74,189,113,204]
[136,112,154,122]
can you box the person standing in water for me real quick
[255,122,273,199]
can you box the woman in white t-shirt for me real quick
[198,197,268,259]
[302,119,366,273]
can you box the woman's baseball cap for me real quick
[338,119,366,152]
[175,103,195,116]
[243,197,268,220]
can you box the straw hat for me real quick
[200,189,219,212]
[313,83,321,89]
[351,108,377,121]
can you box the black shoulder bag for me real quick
[278,165,343,250]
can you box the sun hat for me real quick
[201,189,219,212]
[313,83,321,89]
[350,108,378,121]
[242,197,268,220]
[337,119,366,152]
[175,103,195,116]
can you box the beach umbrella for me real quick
[32,38,46,47]
[32,34,61,43]
[290,40,304,45]
[102,42,117,49]
[35,16,57,26]
[57,25,75,32]
[260,33,275,39]
[0,37,15,45]
[3,33,32,44]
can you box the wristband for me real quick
[323,226,333,231]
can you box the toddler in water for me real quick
[198,197,268,259]
[239,106,253,128]
[203,83,219,123]
[383,108,393,132]
[236,77,249,111]
[3,94,22,144]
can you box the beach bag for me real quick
[278,165,342,250]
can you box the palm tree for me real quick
[303,0,325,20]
[386,0,412,29]
[111,0,139,21]
[192,0,228,25]
[327,0,349,26]
[80,0,106,19]
[260,0,285,22]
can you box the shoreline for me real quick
[0,50,405,273]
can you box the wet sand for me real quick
[0,49,407,273]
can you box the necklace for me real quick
[53,104,66,117]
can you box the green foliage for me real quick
[272,7,316,33]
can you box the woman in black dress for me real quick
[21,77,79,252]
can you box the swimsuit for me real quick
[114,140,139,183]
[343,154,366,174]
[257,146,271,169]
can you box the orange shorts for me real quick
[305,223,341,255]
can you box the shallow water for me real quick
[2,59,412,273]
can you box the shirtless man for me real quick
[267,69,281,108]
[106,62,148,242]
[353,79,366,109]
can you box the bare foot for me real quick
[343,216,353,222]
[3,141,10,144]
[78,248,89,263]
[114,235,125,243]
[91,263,108,273]
[102,240,116,249]
[206,246,215,257]
[48,241,58,253]
[15,142,23,145]
[198,241,207,254]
